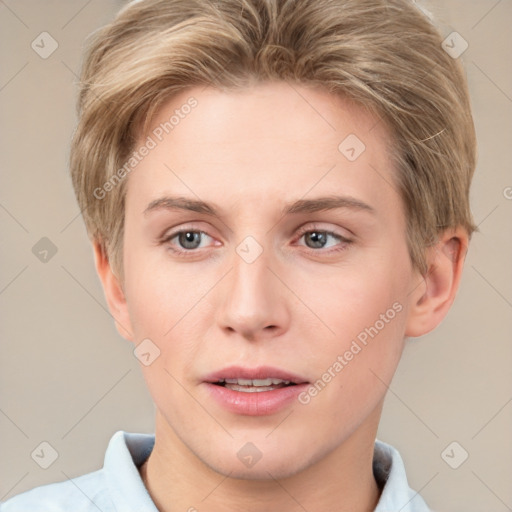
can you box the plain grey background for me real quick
[1,1,511,510]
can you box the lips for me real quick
[203,366,309,415]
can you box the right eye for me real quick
[161,229,216,255]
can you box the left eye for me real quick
[298,230,344,250]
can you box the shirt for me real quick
[1,431,431,511]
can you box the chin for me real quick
[210,459,304,481]
[200,441,320,481]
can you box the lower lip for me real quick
[204,382,309,416]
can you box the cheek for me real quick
[296,256,410,394]
[307,266,406,340]
[123,240,191,336]
[123,247,216,380]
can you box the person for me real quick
[1,0,476,510]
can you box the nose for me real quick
[215,242,290,342]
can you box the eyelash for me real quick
[160,224,353,258]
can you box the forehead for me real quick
[127,81,399,216]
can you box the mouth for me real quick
[203,366,309,415]
[204,365,308,393]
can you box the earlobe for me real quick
[405,228,468,338]
[92,241,134,342]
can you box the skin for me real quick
[94,81,468,512]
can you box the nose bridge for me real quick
[216,235,288,338]
[233,239,270,299]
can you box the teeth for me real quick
[221,378,291,386]
[252,378,272,386]
[230,378,253,386]
[226,384,274,392]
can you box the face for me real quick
[117,81,422,479]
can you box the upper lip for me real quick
[203,366,308,384]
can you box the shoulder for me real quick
[0,469,113,512]
[1,431,156,512]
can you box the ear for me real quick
[92,240,134,342]
[405,228,469,338]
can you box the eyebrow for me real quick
[143,195,376,217]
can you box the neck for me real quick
[140,411,382,512]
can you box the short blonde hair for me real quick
[70,0,477,281]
